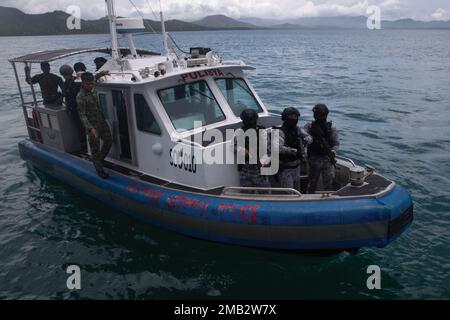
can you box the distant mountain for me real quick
[194,15,257,29]
[270,23,309,30]
[241,15,450,29]
[295,16,368,29]
[383,18,450,29]
[238,17,309,29]
[0,7,79,36]
[239,16,369,29]
[1,6,449,36]
[0,6,208,36]
[238,17,283,27]
[295,16,450,29]
[142,19,208,32]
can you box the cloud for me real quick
[1,0,449,21]
[380,0,401,10]
[149,0,396,20]
[431,8,449,21]
[287,1,370,18]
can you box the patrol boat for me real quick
[9,0,413,251]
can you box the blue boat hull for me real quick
[18,140,413,250]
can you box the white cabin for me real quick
[94,49,279,191]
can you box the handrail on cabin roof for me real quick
[8,47,160,64]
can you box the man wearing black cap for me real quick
[26,62,64,105]
[233,109,271,188]
[304,104,340,193]
[274,107,313,191]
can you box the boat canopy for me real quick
[8,47,159,64]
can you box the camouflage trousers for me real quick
[239,165,271,188]
[308,155,335,193]
[87,119,112,173]
[279,165,301,190]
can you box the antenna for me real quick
[159,1,170,56]
[106,0,120,60]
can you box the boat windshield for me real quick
[158,80,226,131]
[215,78,263,116]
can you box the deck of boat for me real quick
[69,114,393,199]
[72,151,393,200]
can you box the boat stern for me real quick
[377,184,414,247]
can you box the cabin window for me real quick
[134,94,162,135]
[98,93,108,118]
[215,78,263,116]
[158,80,225,131]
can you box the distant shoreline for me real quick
[1,28,450,38]
[1,6,449,37]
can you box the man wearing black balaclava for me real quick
[233,109,271,188]
[94,57,107,72]
[274,107,313,191]
[304,104,340,193]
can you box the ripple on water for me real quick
[345,112,387,123]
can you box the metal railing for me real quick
[105,71,142,82]
[336,155,356,167]
[221,187,302,198]
[21,103,42,142]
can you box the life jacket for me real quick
[238,125,265,170]
[308,121,333,157]
[274,125,302,163]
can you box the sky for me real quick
[2,0,450,22]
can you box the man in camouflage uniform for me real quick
[77,72,112,179]
[233,109,271,188]
[273,107,313,191]
[304,104,340,193]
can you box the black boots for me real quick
[97,170,109,179]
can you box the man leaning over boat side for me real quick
[25,62,64,106]
[233,109,271,189]
[73,61,110,81]
[304,104,340,193]
[76,72,112,179]
[94,57,108,72]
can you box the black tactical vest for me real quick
[277,125,301,163]
[239,125,265,168]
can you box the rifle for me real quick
[321,136,337,167]
[311,122,337,167]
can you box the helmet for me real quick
[73,62,86,73]
[59,64,74,77]
[313,104,329,118]
[240,109,259,127]
[281,107,300,122]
